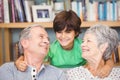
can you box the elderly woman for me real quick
[67,24,120,80]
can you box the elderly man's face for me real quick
[81,33,102,63]
[27,27,50,56]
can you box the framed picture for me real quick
[32,5,53,22]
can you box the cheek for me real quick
[82,48,98,60]
[67,34,75,41]
[70,32,76,38]
[82,52,88,59]
[56,33,60,39]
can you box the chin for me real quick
[60,43,67,46]
[41,53,47,56]
[60,44,67,48]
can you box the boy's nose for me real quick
[61,33,65,38]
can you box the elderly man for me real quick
[0,24,66,80]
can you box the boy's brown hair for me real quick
[53,10,82,38]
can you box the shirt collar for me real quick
[27,64,45,73]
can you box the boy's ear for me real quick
[75,32,79,37]
[100,42,108,54]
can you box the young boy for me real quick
[15,10,113,78]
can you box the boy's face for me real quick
[56,27,76,50]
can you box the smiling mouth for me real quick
[60,39,69,43]
[82,49,89,52]
[40,45,49,50]
[44,46,49,50]
[60,39,67,41]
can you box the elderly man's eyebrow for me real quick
[39,33,50,41]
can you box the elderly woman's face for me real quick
[81,33,102,62]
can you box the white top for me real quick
[67,66,120,80]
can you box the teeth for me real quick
[82,49,88,52]
[61,40,66,42]
[60,39,68,41]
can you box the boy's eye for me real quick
[66,31,71,33]
[57,31,62,33]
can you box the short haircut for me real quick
[85,24,119,60]
[18,24,45,55]
[53,10,82,38]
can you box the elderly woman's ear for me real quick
[99,42,108,54]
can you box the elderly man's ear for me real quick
[100,42,108,54]
[21,39,29,49]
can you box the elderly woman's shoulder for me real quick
[67,66,85,75]
[111,66,120,73]
[106,66,120,79]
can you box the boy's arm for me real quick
[14,55,27,72]
[97,58,114,78]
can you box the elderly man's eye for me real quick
[39,35,43,38]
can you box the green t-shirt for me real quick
[48,38,86,68]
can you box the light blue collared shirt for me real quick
[0,62,66,80]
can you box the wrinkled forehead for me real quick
[30,27,48,37]
[84,33,98,42]
[84,33,95,39]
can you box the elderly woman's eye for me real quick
[82,40,84,43]
[87,40,91,42]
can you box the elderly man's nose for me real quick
[43,38,50,44]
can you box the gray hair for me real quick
[85,24,119,60]
[18,24,45,55]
